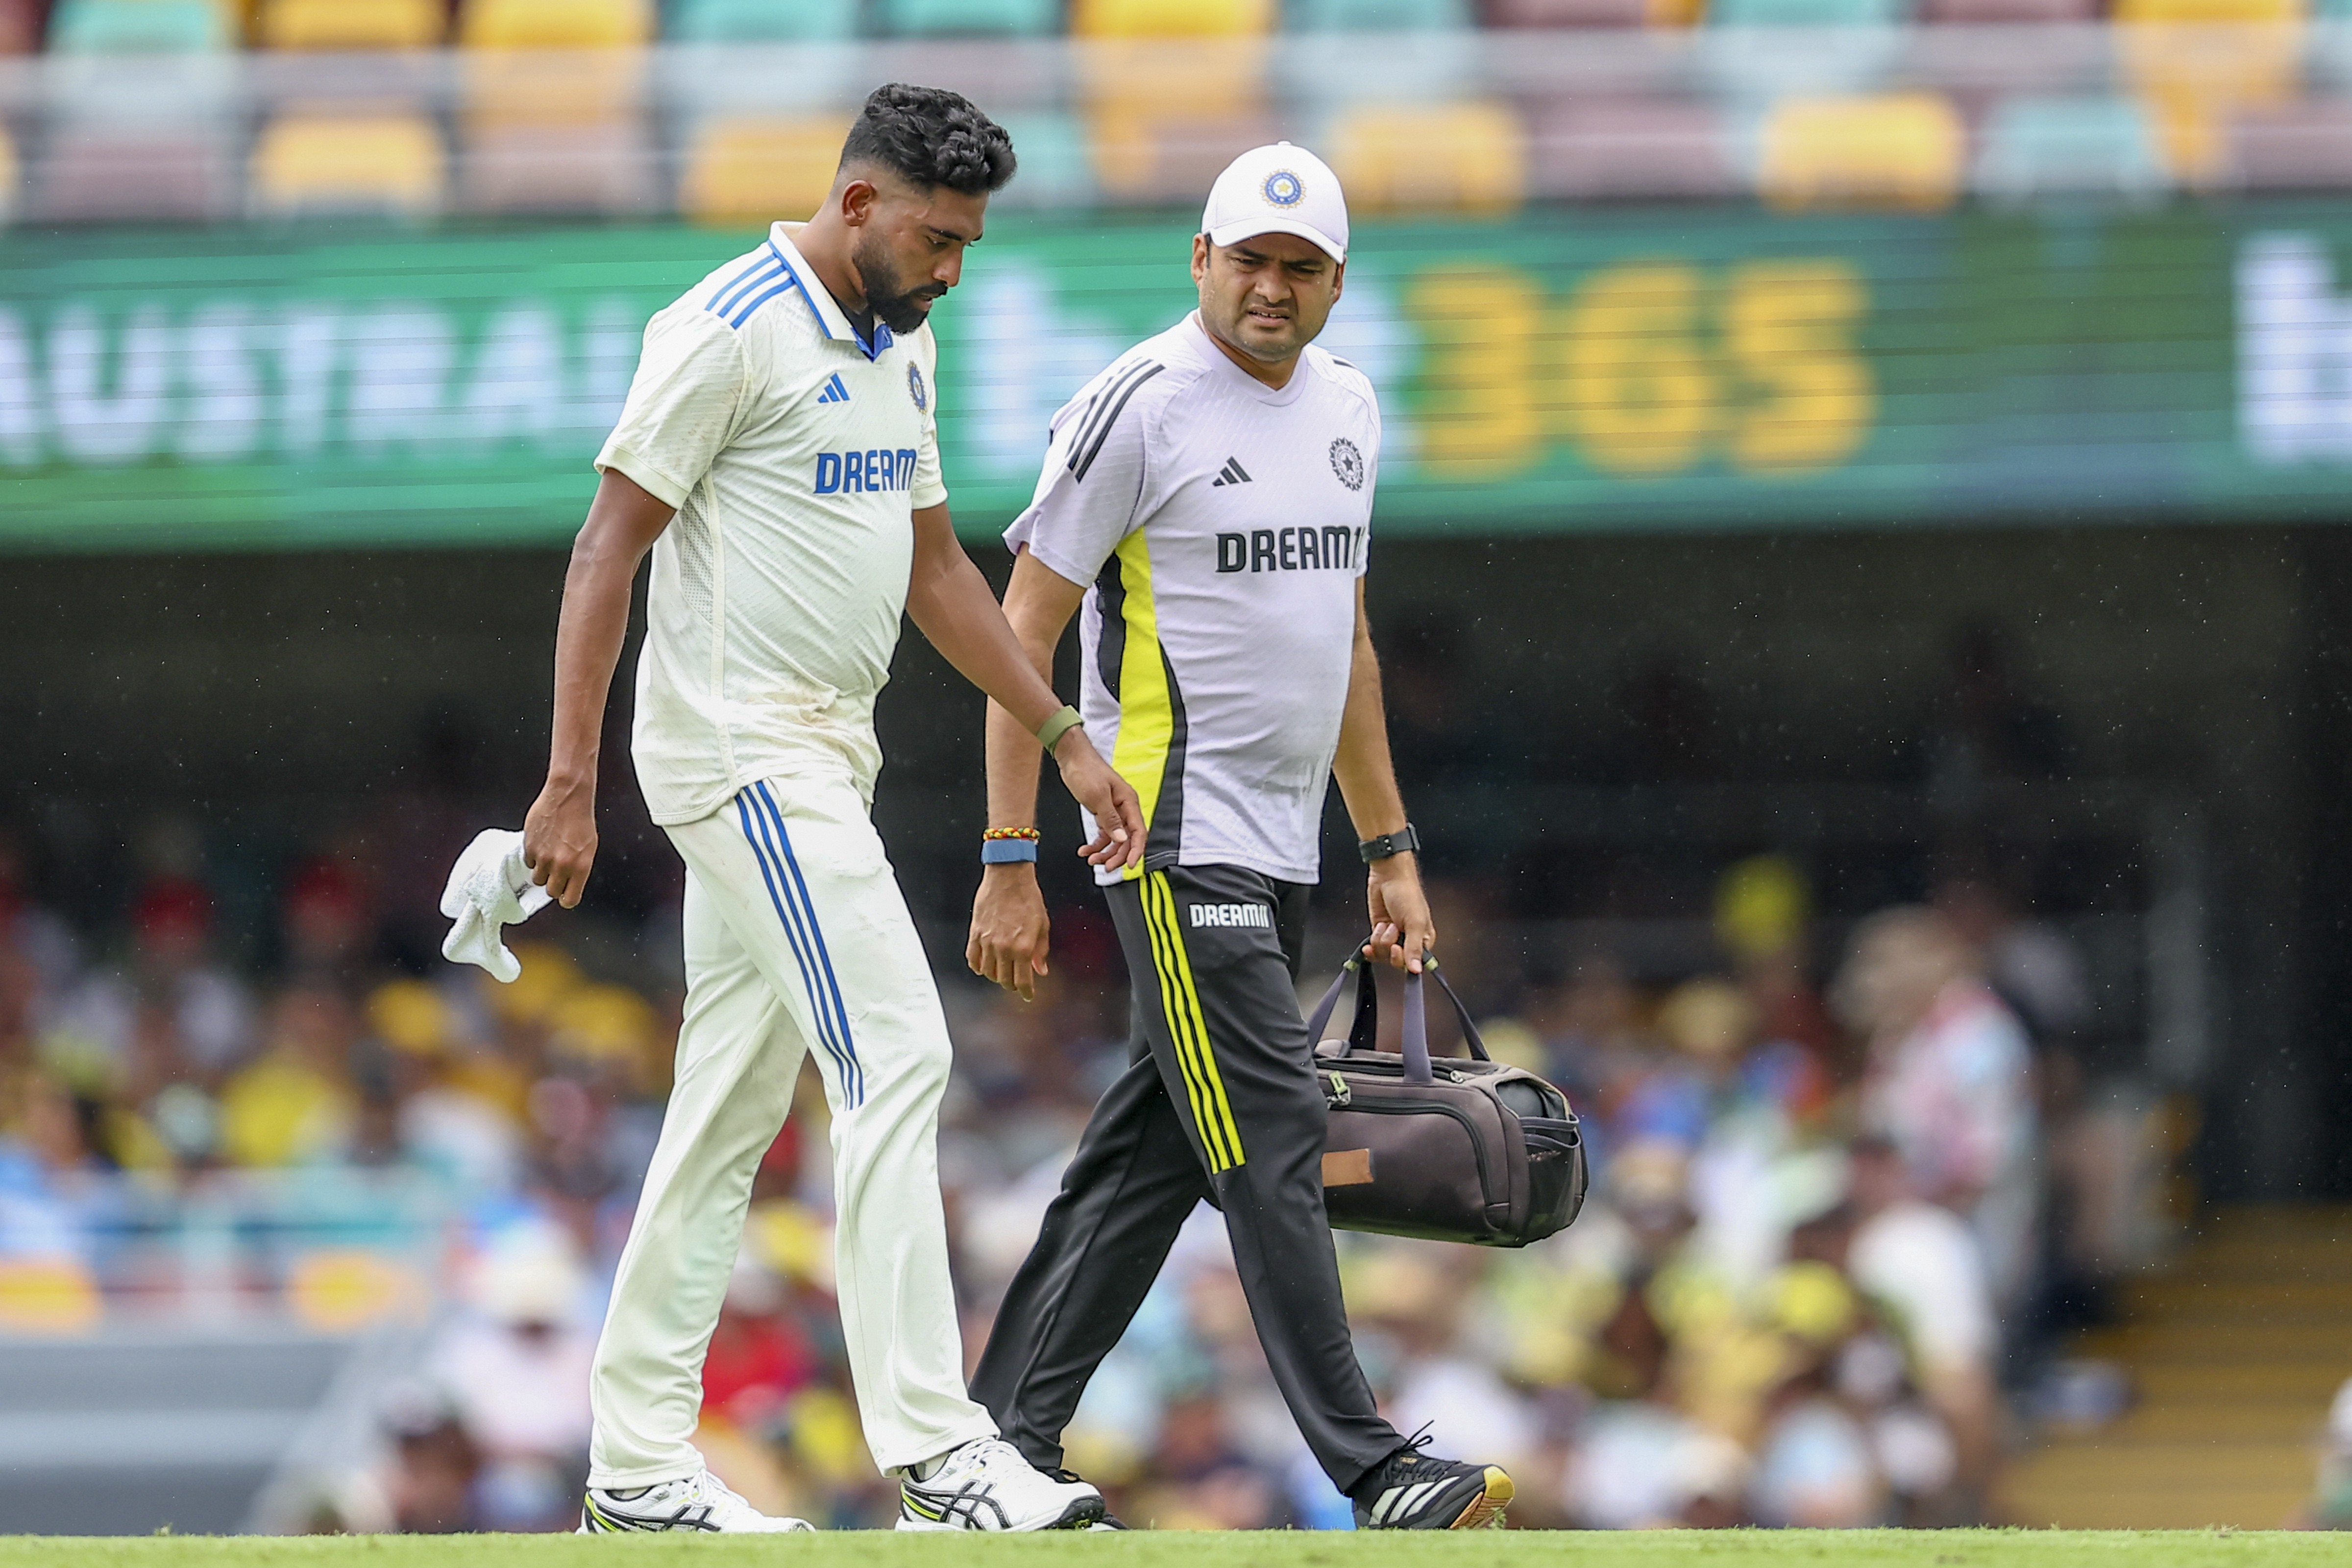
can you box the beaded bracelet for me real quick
[981,826,1041,866]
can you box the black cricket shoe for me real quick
[1349,1431,1514,1529]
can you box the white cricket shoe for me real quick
[895,1437,1106,1531]
[579,1468,814,1533]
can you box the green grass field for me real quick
[0,1533,2338,1568]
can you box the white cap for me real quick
[1201,142,1348,265]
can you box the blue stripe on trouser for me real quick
[751,781,862,1106]
[735,791,860,1105]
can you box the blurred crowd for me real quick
[0,778,2192,1532]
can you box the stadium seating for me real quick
[1325,99,1528,210]
[32,124,236,219]
[1703,21,1900,100]
[1078,33,1274,200]
[1710,0,1910,23]
[1918,0,2097,21]
[2117,0,2302,178]
[249,110,445,217]
[2113,0,2303,20]
[460,119,658,213]
[0,0,41,52]
[17,0,2352,220]
[881,0,1064,34]
[48,0,232,52]
[1483,0,1670,24]
[458,0,655,48]
[1757,91,1965,207]
[1070,0,1274,36]
[257,0,446,49]
[2225,99,2352,186]
[285,1250,426,1332]
[1972,95,2169,200]
[0,1259,103,1335]
[669,0,861,41]
[462,44,646,128]
[987,109,1102,204]
[1525,97,1744,198]
[1089,106,1285,200]
[681,114,853,222]
[1287,0,1473,27]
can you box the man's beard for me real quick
[854,236,943,335]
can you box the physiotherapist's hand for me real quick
[1366,853,1435,975]
[969,864,1052,1001]
[1053,729,1145,871]
[523,774,597,910]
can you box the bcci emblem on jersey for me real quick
[907,362,928,412]
[1329,437,1365,491]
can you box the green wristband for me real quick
[1035,704,1085,753]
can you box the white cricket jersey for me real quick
[596,224,946,827]
[1004,313,1379,886]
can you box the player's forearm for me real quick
[1331,616,1409,840]
[907,510,1063,734]
[545,551,636,788]
[546,475,673,787]
[983,550,1091,831]
[985,692,1049,830]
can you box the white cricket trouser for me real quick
[586,772,997,1485]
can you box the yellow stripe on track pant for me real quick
[1139,871,1246,1172]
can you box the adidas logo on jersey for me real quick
[1189,902,1271,930]
[816,373,851,405]
[1210,457,1252,487]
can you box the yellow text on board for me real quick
[1405,258,1875,482]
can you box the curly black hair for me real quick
[839,83,1016,197]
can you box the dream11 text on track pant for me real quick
[971,861,1404,1495]
[586,772,997,1487]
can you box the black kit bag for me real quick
[1304,950,1587,1248]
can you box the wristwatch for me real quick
[1358,823,1421,864]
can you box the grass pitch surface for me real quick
[0,1533,2336,1568]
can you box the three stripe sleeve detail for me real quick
[1066,360,1163,483]
[704,242,814,331]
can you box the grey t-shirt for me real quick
[1004,313,1380,886]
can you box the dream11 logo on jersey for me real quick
[1215,526,1367,574]
[813,447,920,494]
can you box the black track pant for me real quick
[971,863,1401,1494]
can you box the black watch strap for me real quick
[1358,823,1421,864]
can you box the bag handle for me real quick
[1304,943,1491,1087]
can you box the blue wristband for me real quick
[981,837,1039,865]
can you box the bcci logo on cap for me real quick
[907,362,928,412]
[1262,169,1305,208]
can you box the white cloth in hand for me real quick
[440,828,554,984]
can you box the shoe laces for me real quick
[933,1435,1019,1483]
[685,1470,747,1511]
[1383,1424,1440,1477]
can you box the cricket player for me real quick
[964,143,1514,1529]
[522,85,1139,1534]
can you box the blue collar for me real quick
[767,239,894,362]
